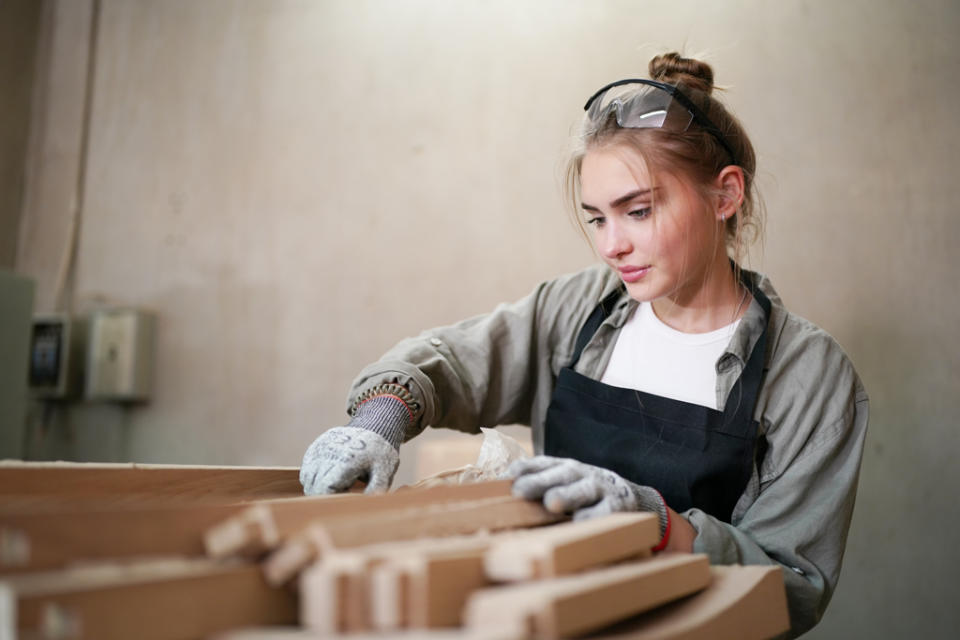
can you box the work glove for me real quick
[509,455,670,544]
[299,395,410,495]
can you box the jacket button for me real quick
[429,338,443,347]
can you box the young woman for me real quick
[300,52,868,637]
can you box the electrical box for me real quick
[85,309,155,402]
[29,313,86,399]
[2,271,35,458]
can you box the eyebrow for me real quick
[581,188,654,212]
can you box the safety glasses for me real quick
[583,79,739,166]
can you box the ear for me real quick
[714,166,745,221]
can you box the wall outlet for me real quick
[85,309,155,402]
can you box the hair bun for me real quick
[649,52,714,94]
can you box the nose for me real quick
[597,219,631,261]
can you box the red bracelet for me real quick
[652,497,672,552]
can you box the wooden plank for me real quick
[484,512,659,582]
[464,553,711,639]
[0,461,303,507]
[205,480,522,560]
[212,629,483,640]
[263,494,563,586]
[2,558,297,639]
[0,501,245,573]
[595,565,789,640]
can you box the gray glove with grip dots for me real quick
[508,455,670,542]
[299,395,409,495]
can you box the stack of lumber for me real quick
[0,462,790,639]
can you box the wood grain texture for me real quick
[0,501,245,572]
[0,461,303,508]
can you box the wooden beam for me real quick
[0,462,303,508]
[2,558,297,640]
[593,565,790,640]
[464,553,711,639]
[483,512,659,582]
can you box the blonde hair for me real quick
[565,52,764,268]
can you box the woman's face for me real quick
[579,145,723,305]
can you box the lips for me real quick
[618,265,651,283]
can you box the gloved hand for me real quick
[508,455,669,543]
[299,395,410,495]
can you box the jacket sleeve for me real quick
[684,331,869,638]
[346,265,614,443]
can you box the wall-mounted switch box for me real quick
[85,309,155,402]
[29,313,86,399]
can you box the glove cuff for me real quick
[348,394,410,450]
[632,484,670,548]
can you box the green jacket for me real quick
[349,263,869,637]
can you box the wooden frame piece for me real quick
[1,558,296,640]
[483,512,659,582]
[464,553,711,639]
[594,565,790,640]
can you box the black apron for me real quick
[543,278,771,523]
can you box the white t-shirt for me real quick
[600,302,740,410]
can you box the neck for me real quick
[651,257,748,333]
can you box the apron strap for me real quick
[568,287,624,368]
[723,273,773,428]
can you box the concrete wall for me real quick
[11,1,960,637]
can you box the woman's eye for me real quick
[585,217,605,226]
[629,207,652,219]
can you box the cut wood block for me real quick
[405,548,488,629]
[205,480,523,560]
[464,553,711,639]
[263,494,563,585]
[300,534,492,634]
[300,553,373,634]
[484,512,659,582]
[594,565,790,640]
[0,461,302,508]
[1,558,296,640]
